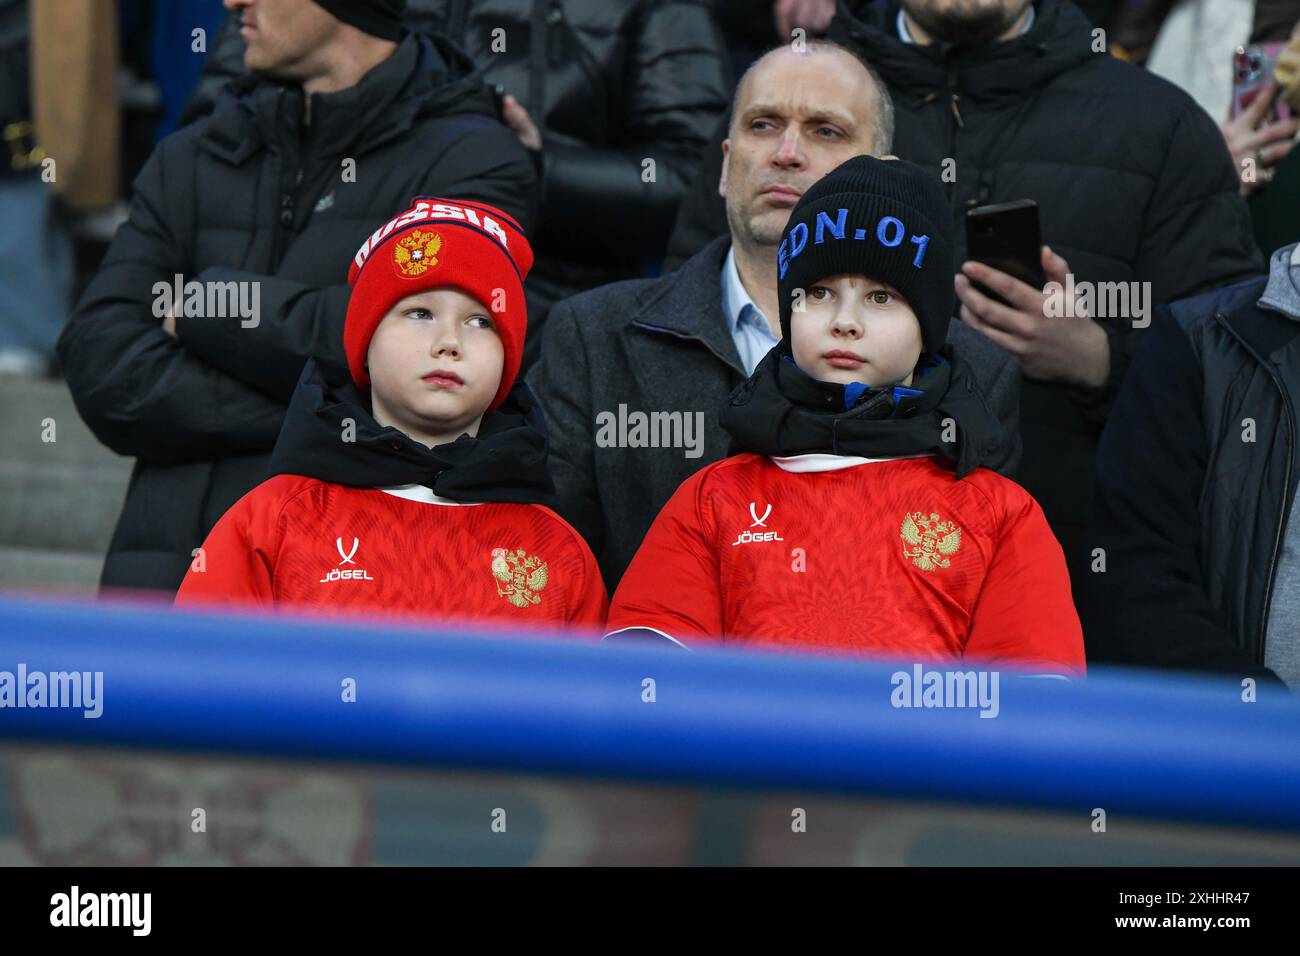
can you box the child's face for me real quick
[366,288,504,444]
[790,273,923,386]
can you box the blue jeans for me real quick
[0,173,73,358]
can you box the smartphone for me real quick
[1231,43,1292,122]
[965,199,1045,305]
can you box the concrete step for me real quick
[0,375,131,468]
[0,377,130,587]
[0,460,128,552]
[0,545,103,595]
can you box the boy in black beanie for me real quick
[606,156,1083,673]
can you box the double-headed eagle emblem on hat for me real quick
[393,229,442,277]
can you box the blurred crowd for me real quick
[6,0,1300,689]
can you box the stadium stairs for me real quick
[0,375,131,594]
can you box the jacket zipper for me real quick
[550,5,609,131]
[1214,310,1296,665]
[273,183,295,267]
[272,157,304,268]
[447,0,470,46]
[920,67,963,207]
[528,0,548,119]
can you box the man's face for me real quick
[900,0,1034,47]
[223,0,342,77]
[790,274,923,386]
[721,49,880,253]
[366,289,504,445]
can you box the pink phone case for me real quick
[1231,42,1293,121]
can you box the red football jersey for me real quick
[606,453,1085,674]
[175,475,608,632]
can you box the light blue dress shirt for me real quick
[720,246,780,376]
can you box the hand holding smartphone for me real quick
[964,199,1045,306]
[1231,43,1293,123]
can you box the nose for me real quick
[431,322,462,359]
[771,129,806,169]
[830,302,863,339]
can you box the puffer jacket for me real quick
[58,31,537,593]
[182,1,733,366]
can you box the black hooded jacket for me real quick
[181,1,733,369]
[59,31,538,593]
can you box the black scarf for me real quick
[268,359,556,506]
[719,346,1005,477]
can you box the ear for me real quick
[719,139,730,199]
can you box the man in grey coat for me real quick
[529,40,1020,590]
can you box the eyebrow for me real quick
[740,104,857,130]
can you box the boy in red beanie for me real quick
[606,158,1083,675]
[175,198,608,631]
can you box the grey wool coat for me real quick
[527,236,1022,590]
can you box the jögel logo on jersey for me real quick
[731,502,785,547]
[320,536,375,583]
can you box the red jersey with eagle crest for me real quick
[175,474,608,632]
[606,453,1084,673]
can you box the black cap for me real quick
[313,0,406,40]
[776,155,954,358]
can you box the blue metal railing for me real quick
[1,595,1297,832]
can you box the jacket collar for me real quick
[771,452,931,472]
[834,0,1096,107]
[1257,243,1300,323]
[196,32,494,166]
[628,236,745,373]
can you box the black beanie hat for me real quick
[776,155,954,358]
[312,0,406,40]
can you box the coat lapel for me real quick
[626,236,745,375]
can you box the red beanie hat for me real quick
[344,197,534,412]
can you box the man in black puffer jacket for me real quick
[1088,243,1300,691]
[665,0,1263,593]
[58,0,536,595]
[182,0,733,370]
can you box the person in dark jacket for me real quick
[1087,243,1300,691]
[181,0,732,371]
[530,41,1021,589]
[57,0,537,595]
[664,0,1264,592]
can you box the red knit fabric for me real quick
[344,198,534,411]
